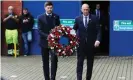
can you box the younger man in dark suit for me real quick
[37,1,60,80]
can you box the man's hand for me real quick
[94,40,100,48]
[25,19,29,22]
[3,15,13,22]
[6,15,13,20]
[23,19,28,23]
[23,20,26,23]
[8,15,13,18]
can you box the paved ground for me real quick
[1,56,133,80]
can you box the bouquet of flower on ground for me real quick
[47,25,79,56]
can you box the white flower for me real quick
[70,41,73,43]
[62,51,66,55]
[58,49,61,52]
[67,28,69,30]
[58,30,62,33]
[62,25,65,27]
[70,49,73,53]
[65,32,68,34]
[52,39,54,41]
[15,15,17,18]
[50,34,54,37]
[63,28,65,30]
[51,47,54,49]
[62,51,65,53]
[70,29,76,35]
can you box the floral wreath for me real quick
[47,25,79,56]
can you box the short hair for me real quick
[44,1,53,7]
[96,4,100,6]
[23,8,28,11]
[81,3,89,9]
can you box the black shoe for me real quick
[7,54,13,56]
[51,76,55,80]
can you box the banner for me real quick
[60,19,75,28]
[33,19,75,29]
[113,20,133,31]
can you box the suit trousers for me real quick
[77,41,95,80]
[41,47,58,80]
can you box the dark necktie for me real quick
[85,17,88,28]
[48,14,52,17]
[85,17,88,42]
[97,10,100,19]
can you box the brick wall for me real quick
[1,1,22,55]
[2,1,22,18]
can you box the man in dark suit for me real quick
[74,4,101,80]
[37,2,60,80]
[93,4,104,29]
[94,4,105,53]
[94,4,103,22]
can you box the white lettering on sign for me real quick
[121,22,131,25]
[68,21,72,23]
[127,22,131,25]
[63,21,67,23]
[121,22,126,25]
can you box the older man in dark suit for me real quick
[38,2,60,80]
[74,4,101,80]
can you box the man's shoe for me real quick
[7,54,13,56]
[24,55,27,56]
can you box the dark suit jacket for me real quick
[73,14,101,50]
[93,9,104,26]
[38,13,60,48]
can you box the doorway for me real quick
[82,1,110,56]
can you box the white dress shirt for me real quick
[83,15,89,27]
[46,12,52,16]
